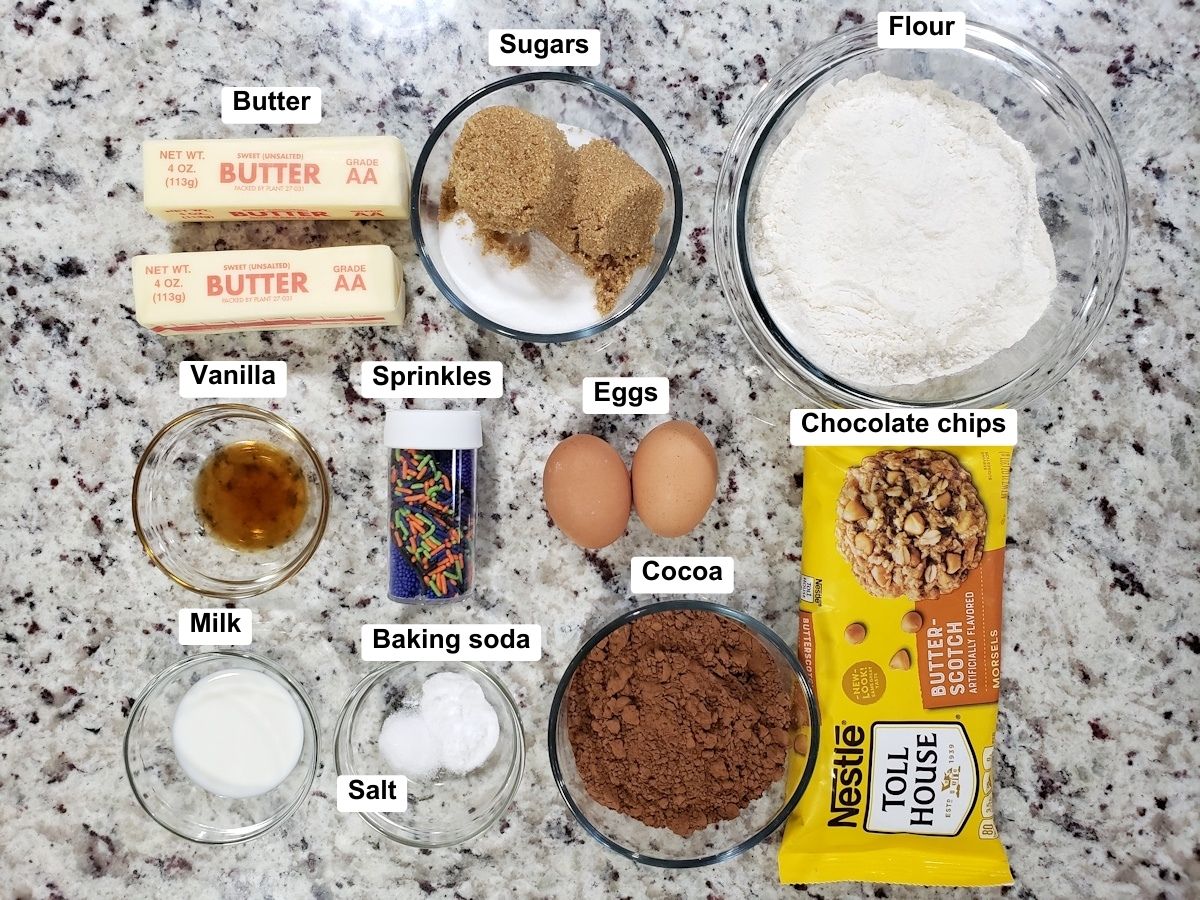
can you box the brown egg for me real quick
[631,421,718,538]
[543,435,631,549]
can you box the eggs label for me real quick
[583,377,669,414]
[362,624,542,662]
[337,775,408,812]
[630,557,734,594]
[360,361,504,398]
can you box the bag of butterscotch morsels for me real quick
[779,445,1013,887]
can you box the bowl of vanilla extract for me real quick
[133,404,330,598]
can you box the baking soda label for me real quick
[362,624,542,662]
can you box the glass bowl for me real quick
[547,599,820,868]
[132,404,330,599]
[411,72,683,342]
[714,21,1128,408]
[123,650,320,844]
[334,661,525,847]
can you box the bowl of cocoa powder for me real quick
[548,600,819,867]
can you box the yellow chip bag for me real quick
[780,445,1013,887]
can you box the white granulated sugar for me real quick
[753,72,1057,386]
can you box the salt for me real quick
[378,671,500,780]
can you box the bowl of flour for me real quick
[714,21,1127,407]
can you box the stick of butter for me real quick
[132,245,405,336]
[143,136,409,221]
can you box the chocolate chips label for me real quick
[790,409,1018,446]
[488,29,601,66]
[362,625,542,662]
[360,361,503,399]
[630,557,734,594]
[336,775,408,812]
[179,361,286,399]
[583,377,669,414]
[220,86,322,124]
[877,12,966,48]
[178,608,252,646]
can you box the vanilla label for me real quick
[865,722,977,836]
[179,362,286,399]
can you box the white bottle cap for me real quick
[384,410,483,450]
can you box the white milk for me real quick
[172,668,304,799]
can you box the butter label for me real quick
[220,86,322,124]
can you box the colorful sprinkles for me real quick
[389,447,475,600]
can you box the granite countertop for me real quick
[1,1,1197,898]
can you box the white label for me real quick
[582,377,669,414]
[866,722,977,835]
[358,361,503,399]
[877,12,966,48]
[221,86,322,124]
[361,624,542,662]
[179,361,287,399]
[488,29,601,66]
[178,608,252,645]
[336,775,408,812]
[630,557,734,594]
[789,409,1017,446]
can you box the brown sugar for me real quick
[447,105,575,233]
[442,107,664,316]
[563,609,792,836]
[546,139,664,313]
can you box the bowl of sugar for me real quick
[411,73,682,342]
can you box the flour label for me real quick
[877,12,966,48]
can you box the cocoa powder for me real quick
[564,609,792,836]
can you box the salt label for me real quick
[337,775,408,812]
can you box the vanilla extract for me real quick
[195,440,308,551]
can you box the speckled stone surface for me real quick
[1,1,1197,898]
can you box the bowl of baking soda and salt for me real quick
[334,661,524,847]
[714,20,1128,408]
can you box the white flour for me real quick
[753,73,1057,386]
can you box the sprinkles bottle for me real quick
[385,410,481,603]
